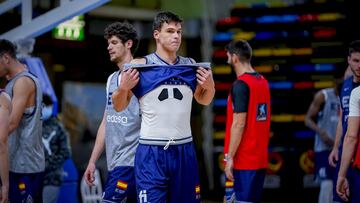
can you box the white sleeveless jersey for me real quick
[139,53,194,145]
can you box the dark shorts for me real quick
[102,166,136,203]
[350,167,360,203]
[233,169,266,203]
[315,150,335,180]
[9,171,43,203]
[224,179,235,203]
[135,142,201,203]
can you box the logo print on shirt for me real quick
[106,115,128,124]
[195,185,201,199]
[18,182,26,190]
[116,180,128,190]
[139,190,148,203]
[26,195,33,203]
[108,92,113,105]
[42,131,56,155]
[158,88,183,101]
[331,102,339,111]
[256,103,268,121]
[342,96,350,109]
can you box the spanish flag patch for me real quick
[116,180,128,190]
[195,185,200,194]
[225,180,234,188]
[18,182,26,190]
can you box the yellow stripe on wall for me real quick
[314,81,334,89]
[213,66,232,74]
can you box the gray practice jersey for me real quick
[144,52,193,65]
[314,88,339,152]
[105,71,141,170]
[5,71,45,173]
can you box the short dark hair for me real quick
[104,22,139,54]
[349,40,360,56]
[152,11,183,32]
[225,40,252,62]
[0,39,17,59]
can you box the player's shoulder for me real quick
[0,91,10,101]
[232,80,249,93]
[178,55,195,64]
[312,89,326,103]
[0,91,11,109]
[106,71,118,84]
[130,57,146,64]
[13,75,36,90]
[233,79,247,87]
[350,87,360,105]
[351,85,360,96]
[189,58,196,64]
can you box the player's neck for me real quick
[353,75,360,83]
[155,49,177,65]
[234,63,254,77]
[117,54,133,71]
[8,61,27,79]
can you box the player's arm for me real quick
[225,112,247,180]
[224,81,248,181]
[304,90,333,146]
[337,115,358,201]
[329,109,343,167]
[8,77,35,134]
[228,114,247,159]
[112,58,143,112]
[0,93,11,203]
[337,87,360,189]
[337,87,360,200]
[84,111,106,186]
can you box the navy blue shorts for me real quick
[233,169,266,203]
[315,150,335,180]
[103,166,136,203]
[135,142,201,203]
[9,171,43,203]
[334,166,360,203]
[224,179,235,203]
[350,168,360,203]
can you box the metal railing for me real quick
[0,0,110,41]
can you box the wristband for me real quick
[224,154,233,162]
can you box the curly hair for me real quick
[104,22,139,54]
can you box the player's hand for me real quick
[84,162,96,186]
[0,184,9,203]
[337,176,350,201]
[224,158,234,181]
[196,67,214,90]
[120,68,139,91]
[328,148,338,167]
[319,130,334,147]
